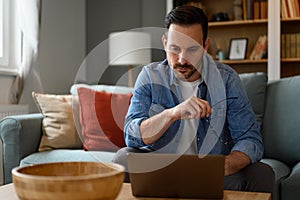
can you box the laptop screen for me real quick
[127,153,225,199]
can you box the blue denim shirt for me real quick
[124,57,263,163]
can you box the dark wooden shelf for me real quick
[218,59,268,65]
[209,19,268,27]
[281,58,300,62]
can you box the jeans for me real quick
[112,147,276,200]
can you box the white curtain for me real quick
[17,0,42,113]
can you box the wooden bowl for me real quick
[12,162,125,200]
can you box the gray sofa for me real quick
[1,72,300,200]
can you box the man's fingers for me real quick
[182,103,198,119]
[180,97,212,119]
[195,98,212,118]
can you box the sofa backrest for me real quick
[261,75,300,166]
[70,84,134,95]
[239,72,268,127]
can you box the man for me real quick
[113,5,275,196]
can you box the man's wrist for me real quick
[165,108,180,122]
[225,151,251,176]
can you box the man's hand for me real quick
[225,151,251,176]
[170,97,213,120]
[140,97,212,145]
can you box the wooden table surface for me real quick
[0,182,271,200]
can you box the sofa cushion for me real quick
[77,87,132,152]
[281,162,300,200]
[32,92,83,151]
[262,75,300,166]
[20,149,115,166]
[239,72,268,127]
[261,158,290,199]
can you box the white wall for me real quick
[1,0,167,104]
[0,74,17,104]
[87,0,166,86]
[38,0,86,94]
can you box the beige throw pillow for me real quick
[32,92,82,151]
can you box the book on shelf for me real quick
[281,0,300,19]
[245,0,268,20]
[249,35,268,60]
[254,0,260,19]
[281,33,300,58]
[281,0,289,18]
[260,0,268,19]
[285,34,291,57]
[297,34,300,58]
[243,0,248,20]
[247,0,254,19]
[290,34,297,58]
[281,34,286,58]
[295,0,300,17]
[288,0,296,17]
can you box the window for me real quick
[0,0,2,57]
[0,0,8,65]
[0,0,21,70]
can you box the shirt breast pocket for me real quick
[149,103,165,117]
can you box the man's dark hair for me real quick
[165,5,208,46]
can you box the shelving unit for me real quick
[280,17,300,77]
[166,0,300,80]
[168,0,269,75]
[208,19,267,74]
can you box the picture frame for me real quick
[228,38,248,60]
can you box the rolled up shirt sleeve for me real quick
[124,67,152,148]
[226,72,264,163]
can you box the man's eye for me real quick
[188,47,200,53]
[169,46,180,53]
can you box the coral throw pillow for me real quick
[77,87,132,151]
[32,92,83,152]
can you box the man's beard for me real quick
[173,63,198,81]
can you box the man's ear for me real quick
[204,37,210,51]
[162,34,167,50]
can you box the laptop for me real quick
[127,153,225,199]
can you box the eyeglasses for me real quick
[203,97,254,145]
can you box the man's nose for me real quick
[178,51,188,65]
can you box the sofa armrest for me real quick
[0,113,43,184]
